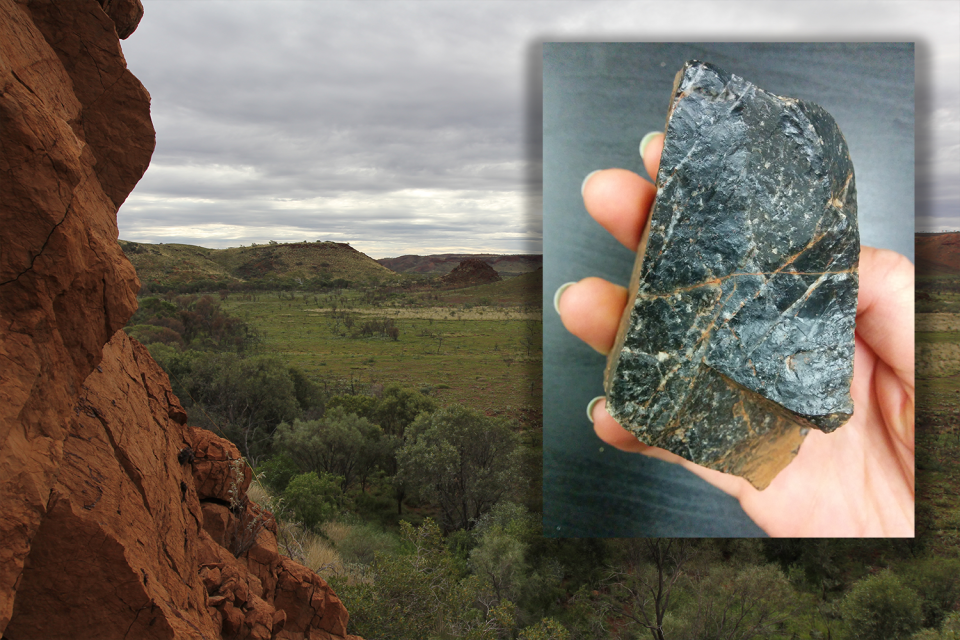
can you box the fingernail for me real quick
[581,170,601,197]
[639,131,660,159]
[553,281,576,315]
[586,396,605,423]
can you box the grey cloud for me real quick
[120,1,957,250]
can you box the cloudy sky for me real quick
[119,1,958,258]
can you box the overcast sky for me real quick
[118,1,959,258]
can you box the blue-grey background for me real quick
[543,42,914,537]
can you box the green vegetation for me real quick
[840,571,922,640]
[114,245,959,640]
[119,239,398,292]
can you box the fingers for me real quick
[556,277,628,354]
[855,246,915,390]
[589,397,755,498]
[581,168,655,251]
[588,397,649,452]
[641,131,664,183]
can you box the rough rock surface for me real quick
[0,1,361,637]
[1,0,152,626]
[604,61,859,489]
[6,333,358,639]
[440,258,503,287]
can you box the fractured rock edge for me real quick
[0,0,362,637]
[604,61,859,489]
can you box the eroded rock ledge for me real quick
[0,1,361,637]
[7,333,358,640]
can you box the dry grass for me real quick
[245,478,370,583]
[917,313,960,332]
[247,479,272,508]
[320,520,354,546]
[316,306,542,321]
[918,342,960,378]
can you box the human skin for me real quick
[557,133,915,537]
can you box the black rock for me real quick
[604,61,859,488]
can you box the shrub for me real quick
[841,570,922,640]
[257,454,300,493]
[335,523,398,566]
[898,557,960,629]
[283,471,343,530]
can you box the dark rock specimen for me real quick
[604,61,859,489]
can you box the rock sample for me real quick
[604,61,859,489]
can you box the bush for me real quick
[397,405,521,532]
[335,523,398,566]
[518,618,570,640]
[283,472,343,530]
[841,570,922,640]
[898,557,960,629]
[257,454,301,493]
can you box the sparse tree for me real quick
[679,563,796,640]
[397,406,521,532]
[604,539,697,640]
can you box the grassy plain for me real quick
[219,278,543,419]
[916,276,960,555]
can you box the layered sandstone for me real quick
[0,1,358,637]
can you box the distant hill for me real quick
[377,253,542,278]
[917,233,960,277]
[118,240,397,289]
[440,267,543,308]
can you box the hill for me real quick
[377,253,542,278]
[917,232,960,277]
[119,239,398,290]
[439,267,543,308]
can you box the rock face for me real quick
[440,258,503,287]
[1,0,152,627]
[0,1,360,637]
[604,61,859,489]
[6,333,357,639]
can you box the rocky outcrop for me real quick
[1,0,152,628]
[439,258,502,288]
[6,332,358,639]
[0,1,359,638]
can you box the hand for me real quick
[556,133,915,537]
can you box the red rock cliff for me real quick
[0,1,358,637]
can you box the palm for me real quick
[559,134,914,537]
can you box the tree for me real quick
[397,406,522,532]
[373,384,437,439]
[679,563,796,640]
[282,471,343,530]
[841,570,922,640]
[334,519,493,640]
[604,539,697,640]
[898,558,960,629]
[273,407,384,493]
[329,386,436,513]
[185,353,301,464]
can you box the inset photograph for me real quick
[543,42,915,537]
